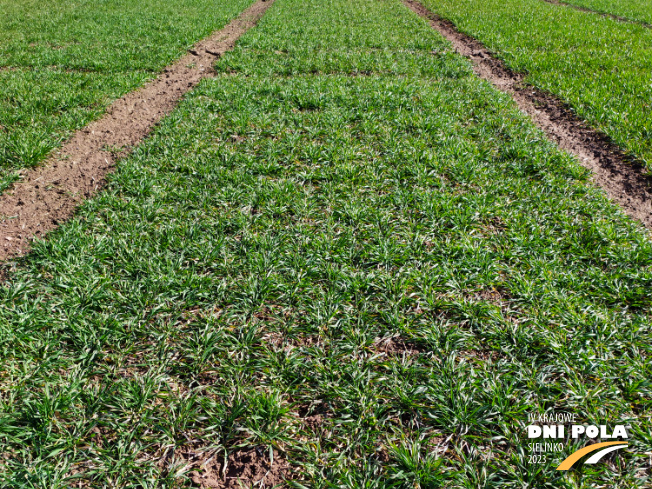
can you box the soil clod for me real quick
[189,447,290,489]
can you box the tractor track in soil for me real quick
[404,0,652,230]
[0,0,274,262]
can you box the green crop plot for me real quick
[0,0,254,192]
[560,0,652,24]
[421,0,652,170]
[1,0,650,486]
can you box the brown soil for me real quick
[187,447,290,489]
[542,0,652,29]
[302,414,324,430]
[459,349,503,362]
[477,288,508,304]
[404,0,652,229]
[374,336,423,355]
[0,0,274,261]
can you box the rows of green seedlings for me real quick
[421,0,652,170]
[1,0,651,486]
[0,0,255,193]
[559,0,652,24]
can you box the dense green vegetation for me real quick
[0,0,650,486]
[422,0,652,170]
[560,0,652,24]
[0,0,254,192]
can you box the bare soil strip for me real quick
[404,0,652,229]
[0,0,273,261]
[541,0,652,29]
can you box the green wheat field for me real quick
[0,0,650,487]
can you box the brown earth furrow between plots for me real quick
[0,0,274,261]
[541,0,652,29]
[404,0,652,230]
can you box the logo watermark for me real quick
[526,411,630,470]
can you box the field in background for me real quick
[422,0,652,169]
[561,0,652,24]
[0,0,651,487]
[0,0,254,192]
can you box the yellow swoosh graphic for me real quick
[556,441,628,471]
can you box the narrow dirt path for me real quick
[0,0,274,261]
[404,0,652,230]
[541,0,652,29]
